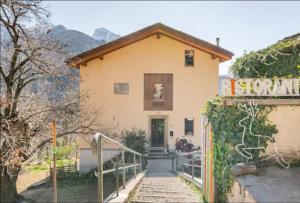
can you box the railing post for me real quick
[139,155,142,171]
[134,154,136,178]
[181,156,184,174]
[97,134,103,203]
[192,153,195,180]
[171,156,174,171]
[115,163,119,197]
[122,149,125,189]
[176,156,179,171]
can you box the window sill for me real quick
[185,133,194,136]
[152,99,164,103]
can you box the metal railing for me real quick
[173,150,202,187]
[95,133,143,203]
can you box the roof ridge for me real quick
[67,23,234,68]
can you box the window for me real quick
[185,50,194,66]
[153,83,164,102]
[114,83,129,94]
[185,118,194,135]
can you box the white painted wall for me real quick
[79,149,120,173]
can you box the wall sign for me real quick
[114,83,129,94]
[221,78,300,96]
[144,74,173,111]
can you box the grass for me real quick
[178,176,204,202]
[56,170,97,187]
[24,159,76,173]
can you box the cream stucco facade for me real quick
[267,106,300,160]
[79,34,220,151]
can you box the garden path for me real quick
[131,159,201,203]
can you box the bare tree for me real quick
[0,1,112,202]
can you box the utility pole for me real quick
[52,121,58,203]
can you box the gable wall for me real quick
[79,34,219,150]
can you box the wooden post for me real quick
[122,149,125,189]
[231,79,235,96]
[134,154,136,178]
[97,134,103,203]
[51,121,58,203]
[75,147,78,172]
[210,127,214,202]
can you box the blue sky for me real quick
[46,1,300,75]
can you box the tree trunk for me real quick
[0,168,18,203]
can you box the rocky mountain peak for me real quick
[92,28,120,43]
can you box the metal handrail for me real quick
[100,133,142,156]
[182,163,201,168]
[173,150,202,187]
[102,164,141,175]
[177,150,201,156]
[96,132,143,203]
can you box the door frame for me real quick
[148,115,168,147]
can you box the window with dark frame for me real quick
[185,118,194,135]
[185,50,194,66]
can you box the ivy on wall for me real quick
[230,33,300,78]
[204,98,277,202]
[203,33,299,202]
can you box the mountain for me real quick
[48,25,120,56]
[92,28,120,43]
[48,25,103,56]
[1,24,120,57]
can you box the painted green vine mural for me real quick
[204,98,277,202]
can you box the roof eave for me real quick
[67,23,234,68]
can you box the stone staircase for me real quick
[147,147,170,159]
[130,171,201,203]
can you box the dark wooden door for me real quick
[151,119,165,146]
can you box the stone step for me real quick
[148,153,165,156]
[131,200,154,203]
[131,169,201,203]
[146,155,171,159]
[140,183,183,186]
[150,147,165,150]
[136,194,196,199]
[138,190,183,194]
[133,196,199,203]
[148,148,166,153]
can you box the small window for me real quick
[185,118,194,135]
[185,50,194,66]
[114,83,129,94]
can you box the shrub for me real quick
[121,128,147,164]
[121,128,147,154]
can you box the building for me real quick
[68,23,233,172]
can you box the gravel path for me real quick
[17,171,49,193]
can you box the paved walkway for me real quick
[234,166,300,202]
[131,159,201,203]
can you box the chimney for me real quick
[216,37,220,47]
